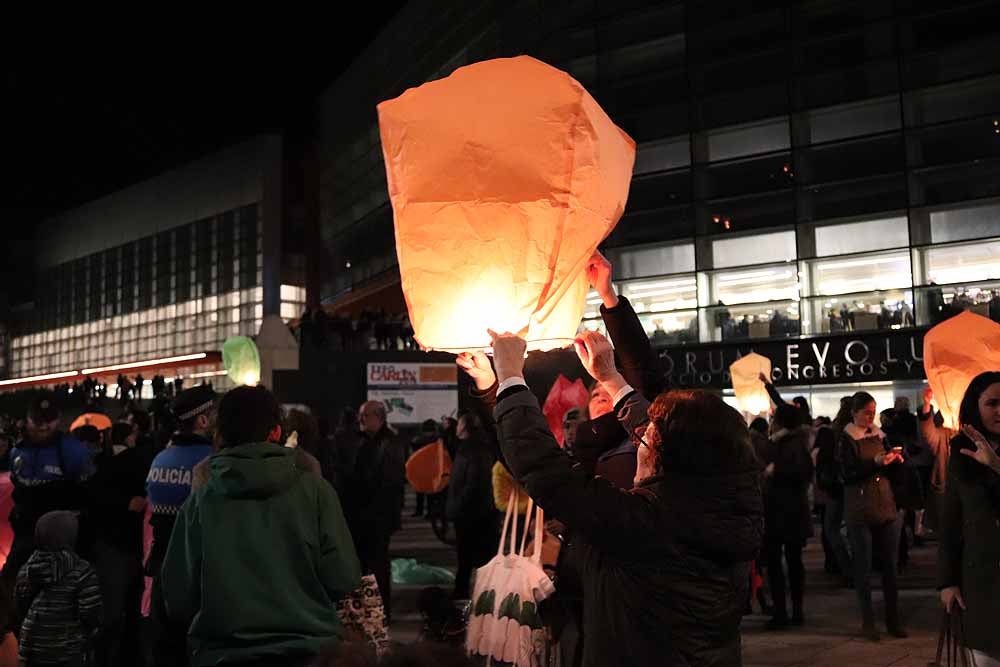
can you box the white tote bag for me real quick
[467,488,555,666]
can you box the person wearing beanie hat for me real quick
[16,511,102,667]
[145,384,216,667]
[2,394,94,584]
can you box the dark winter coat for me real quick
[938,433,1000,656]
[840,424,899,526]
[16,549,102,664]
[350,426,407,568]
[496,388,763,667]
[763,428,814,543]
[445,435,496,521]
[89,446,151,554]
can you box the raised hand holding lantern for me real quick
[377,56,635,352]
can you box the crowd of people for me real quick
[296,308,417,352]
[0,251,996,667]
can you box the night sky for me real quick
[0,10,404,308]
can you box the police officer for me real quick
[2,394,93,583]
[145,384,216,667]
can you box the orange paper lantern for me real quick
[377,56,636,352]
[923,311,1000,430]
[730,352,773,417]
[70,412,112,432]
[405,440,453,494]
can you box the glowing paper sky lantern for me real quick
[730,352,773,417]
[223,336,261,386]
[923,311,1000,430]
[377,56,636,352]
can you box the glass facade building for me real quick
[314,0,1000,416]
[322,0,1000,339]
[9,204,264,386]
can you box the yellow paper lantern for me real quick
[377,56,635,352]
[730,352,773,417]
[923,311,1000,429]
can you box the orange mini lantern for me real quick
[730,352,773,417]
[405,439,452,494]
[923,311,1000,430]
[377,56,636,352]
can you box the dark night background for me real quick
[0,11,405,312]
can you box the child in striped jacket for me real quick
[15,511,102,667]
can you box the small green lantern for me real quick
[223,336,261,386]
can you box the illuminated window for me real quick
[709,264,799,304]
[711,230,796,268]
[916,239,1000,286]
[805,250,912,296]
[620,275,698,313]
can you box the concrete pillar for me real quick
[261,135,284,317]
[256,314,299,390]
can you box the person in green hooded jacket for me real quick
[161,385,361,667]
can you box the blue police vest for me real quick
[146,434,213,516]
[11,434,94,487]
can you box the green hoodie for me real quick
[161,442,361,666]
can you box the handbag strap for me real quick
[532,506,545,563]
[497,487,517,556]
[935,610,950,667]
[518,496,535,557]
[957,612,977,667]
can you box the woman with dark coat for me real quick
[468,330,763,667]
[445,412,498,600]
[938,371,1000,665]
[763,404,814,630]
[840,391,907,641]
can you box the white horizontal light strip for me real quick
[0,370,79,387]
[187,370,229,379]
[81,353,208,375]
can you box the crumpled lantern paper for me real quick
[730,352,773,417]
[542,374,590,447]
[923,311,1000,430]
[377,56,635,352]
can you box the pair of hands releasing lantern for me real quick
[377,56,636,352]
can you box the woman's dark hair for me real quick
[774,403,801,431]
[959,371,1000,435]
[72,424,101,445]
[420,419,439,435]
[792,396,811,422]
[456,411,485,441]
[850,391,876,414]
[218,386,282,448]
[749,417,768,435]
[833,395,853,431]
[128,408,152,434]
[111,422,135,446]
[336,407,358,432]
[649,390,755,473]
[285,409,320,457]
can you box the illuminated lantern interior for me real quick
[923,311,1000,430]
[730,352,773,418]
[223,336,261,386]
[378,56,636,352]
